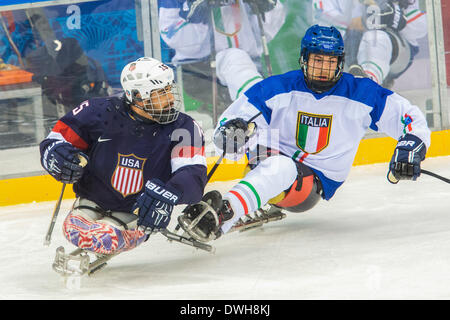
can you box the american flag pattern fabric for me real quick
[62,212,147,255]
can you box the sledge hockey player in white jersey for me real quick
[312,0,427,87]
[159,0,286,106]
[176,24,431,243]
[40,57,208,273]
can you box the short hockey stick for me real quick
[44,183,66,246]
[44,155,88,246]
[172,111,263,235]
[247,1,273,76]
[421,169,450,184]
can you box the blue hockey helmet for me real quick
[299,25,345,93]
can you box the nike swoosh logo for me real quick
[98,137,112,142]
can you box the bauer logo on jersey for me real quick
[296,112,333,154]
[111,154,147,197]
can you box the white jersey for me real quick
[215,70,431,200]
[159,0,286,63]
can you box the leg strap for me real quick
[73,205,130,230]
[294,162,323,196]
[273,162,322,212]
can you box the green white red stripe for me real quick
[212,2,241,48]
[228,180,261,215]
[405,9,426,24]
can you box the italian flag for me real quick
[296,112,332,154]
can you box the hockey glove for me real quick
[383,2,407,31]
[368,1,407,31]
[181,0,209,23]
[213,118,256,154]
[42,140,88,184]
[387,134,427,184]
[133,179,180,234]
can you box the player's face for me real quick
[133,85,175,120]
[148,85,175,111]
[307,53,339,82]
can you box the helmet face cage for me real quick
[299,25,345,93]
[300,51,345,93]
[131,83,183,124]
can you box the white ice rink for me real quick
[0,156,449,300]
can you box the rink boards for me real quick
[1,129,449,207]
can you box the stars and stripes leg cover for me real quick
[62,199,147,255]
[220,155,298,234]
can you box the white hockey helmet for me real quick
[120,57,182,124]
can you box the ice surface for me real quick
[0,156,449,299]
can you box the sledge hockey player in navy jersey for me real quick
[40,57,207,255]
[176,24,431,243]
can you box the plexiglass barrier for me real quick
[0,0,446,179]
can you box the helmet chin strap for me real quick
[130,99,177,124]
[307,78,338,93]
[124,98,157,123]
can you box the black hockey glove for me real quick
[41,140,88,184]
[133,179,181,234]
[180,0,209,23]
[387,134,426,184]
[381,1,407,31]
[367,1,407,31]
[213,118,256,154]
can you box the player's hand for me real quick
[133,179,180,234]
[381,2,407,30]
[387,134,426,183]
[42,140,88,184]
[181,0,209,23]
[213,118,256,154]
[367,1,406,31]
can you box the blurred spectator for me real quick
[1,9,112,129]
[312,0,427,88]
[158,0,286,117]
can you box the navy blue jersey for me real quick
[40,96,207,212]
